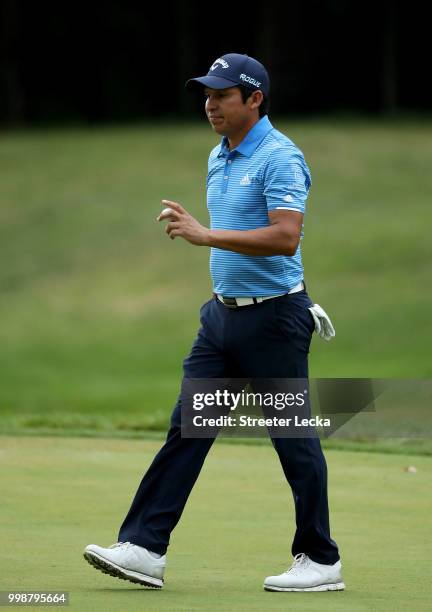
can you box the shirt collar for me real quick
[217,115,273,158]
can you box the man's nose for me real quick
[206,96,218,111]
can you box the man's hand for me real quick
[157,200,210,246]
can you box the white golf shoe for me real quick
[84,541,166,588]
[264,552,345,592]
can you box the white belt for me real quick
[216,281,304,308]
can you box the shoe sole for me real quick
[83,550,164,589]
[264,581,345,592]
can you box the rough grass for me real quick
[0,120,431,443]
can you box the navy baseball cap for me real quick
[185,53,270,96]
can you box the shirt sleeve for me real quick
[263,147,311,213]
[207,145,221,190]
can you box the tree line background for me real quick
[0,0,429,126]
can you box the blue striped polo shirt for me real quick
[206,115,311,297]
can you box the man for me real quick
[84,53,344,592]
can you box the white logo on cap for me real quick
[210,58,229,71]
[240,73,261,87]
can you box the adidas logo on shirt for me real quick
[240,173,251,186]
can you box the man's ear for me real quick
[249,90,264,111]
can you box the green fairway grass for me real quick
[1,435,431,611]
[0,119,431,439]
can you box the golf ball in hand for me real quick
[161,207,174,217]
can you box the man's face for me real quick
[204,86,255,138]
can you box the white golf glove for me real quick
[308,303,336,341]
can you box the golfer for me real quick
[84,52,344,592]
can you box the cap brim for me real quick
[185,75,240,91]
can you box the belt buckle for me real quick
[222,297,238,309]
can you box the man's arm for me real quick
[208,210,302,256]
[158,200,302,257]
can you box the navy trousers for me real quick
[118,289,340,565]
